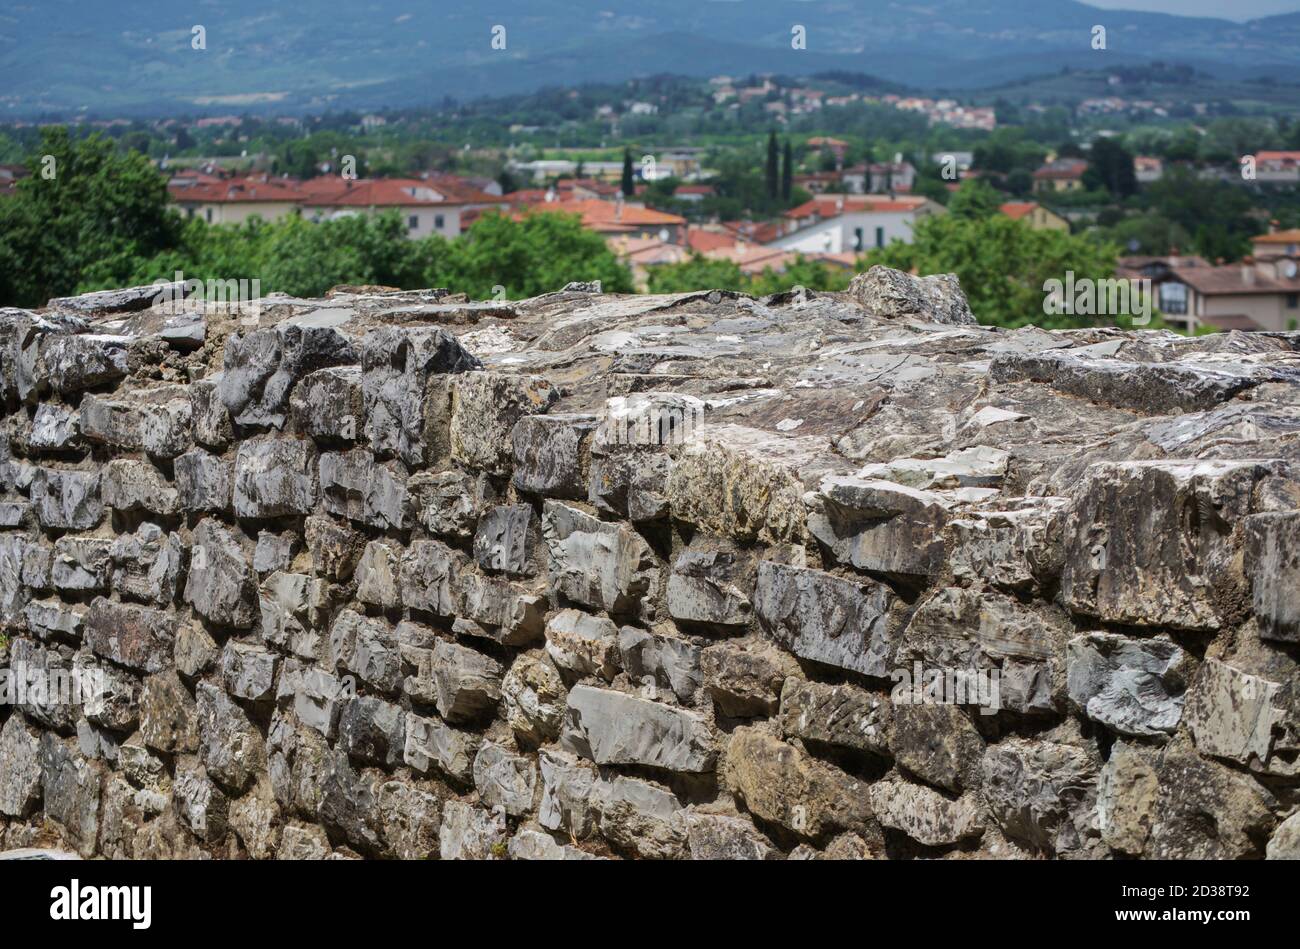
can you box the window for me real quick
[853,227,864,252]
[434,214,445,230]
[1287,293,1298,309]
[875,226,885,249]
[1159,281,1188,315]
[408,215,419,230]
[205,208,213,223]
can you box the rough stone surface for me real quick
[4,276,1296,862]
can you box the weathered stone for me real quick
[355,540,401,612]
[139,671,199,754]
[29,467,101,530]
[229,775,281,859]
[319,448,407,530]
[80,386,193,458]
[403,712,479,784]
[260,570,331,660]
[1148,742,1275,860]
[1060,460,1267,632]
[303,513,363,581]
[426,638,503,722]
[174,621,218,678]
[593,773,688,859]
[1185,657,1298,777]
[538,747,599,839]
[868,779,985,847]
[501,653,568,746]
[779,677,892,756]
[980,738,1098,855]
[1066,633,1190,738]
[252,530,295,575]
[174,449,233,513]
[399,539,465,617]
[337,695,405,768]
[545,608,620,682]
[589,441,672,522]
[23,598,87,643]
[78,654,141,732]
[450,371,559,474]
[543,500,658,616]
[40,735,103,856]
[190,376,232,448]
[701,637,800,718]
[291,667,346,739]
[889,703,985,793]
[1267,813,1300,860]
[51,535,114,593]
[849,265,975,325]
[329,609,402,695]
[173,755,228,842]
[666,540,755,630]
[682,811,780,860]
[291,365,364,442]
[946,499,1067,593]
[221,641,280,703]
[1244,511,1300,642]
[473,741,539,817]
[808,476,950,579]
[27,403,81,452]
[753,561,897,677]
[40,333,128,393]
[473,503,537,577]
[110,523,185,605]
[511,413,598,498]
[408,469,494,539]
[456,574,546,646]
[725,726,873,839]
[317,750,383,855]
[376,778,442,859]
[617,626,701,704]
[508,827,603,860]
[439,800,507,860]
[101,459,179,515]
[0,714,43,818]
[564,684,716,773]
[185,518,257,628]
[196,681,266,793]
[1097,741,1159,856]
[278,822,332,859]
[362,326,480,467]
[84,597,176,673]
[233,436,318,518]
[219,322,357,429]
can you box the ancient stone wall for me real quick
[1,269,1299,860]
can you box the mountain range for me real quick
[2,0,1299,117]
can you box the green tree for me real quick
[765,131,779,200]
[947,179,1002,220]
[646,255,748,294]
[0,126,180,307]
[621,148,635,196]
[1084,138,1137,198]
[863,213,1121,329]
[781,141,794,202]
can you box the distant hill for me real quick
[2,0,1299,117]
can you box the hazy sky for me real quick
[1086,0,1300,19]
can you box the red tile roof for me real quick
[168,177,303,204]
[783,195,929,220]
[686,228,746,252]
[518,199,685,230]
[1033,159,1088,180]
[999,201,1039,221]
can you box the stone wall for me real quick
[1,268,1299,860]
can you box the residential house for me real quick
[999,201,1070,232]
[519,197,686,243]
[766,194,943,255]
[300,176,506,239]
[866,160,915,194]
[1252,226,1300,260]
[1033,159,1089,194]
[167,175,303,225]
[1123,254,1300,332]
[673,184,715,203]
[1254,151,1300,184]
[0,163,28,197]
[1134,155,1163,183]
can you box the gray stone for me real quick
[980,738,1099,855]
[174,449,233,513]
[291,365,364,442]
[439,800,507,860]
[319,448,408,530]
[869,779,985,847]
[218,323,356,429]
[185,518,257,628]
[110,524,185,605]
[1066,633,1190,738]
[849,265,976,325]
[40,334,129,393]
[408,469,493,539]
[329,609,402,695]
[563,684,716,773]
[593,773,687,859]
[666,541,755,630]
[701,637,800,718]
[682,812,780,860]
[260,571,331,660]
[22,598,87,642]
[889,703,984,793]
[196,681,266,793]
[84,597,176,673]
[779,677,891,756]
[427,638,503,722]
[473,741,539,817]
[139,671,199,754]
[511,413,598,498]
[233,436,318,518]
[1184,658,1297,777]
[808,476,950,579]
[450,371,558,474]
[172,755,229,842]
[252,530,295,575]
[473,503,537,577]
[753,560,897,677]
[545,608,620,682]
[403,712,479,784]
[617,626,701,704]
[538,747,599,839]
[501,653,568,746]
[40,735,103,856]
[29,467,101,530]
[50,535,114,593]
[1244,511,1300,642]
[542,500,658,616]
[27,403,81,452]
[355,540,402,611]
[80,387,192,458]
[337,696,405,768]
[190,376,232,448]
[0,714,43,818]
[220,641,279,703]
